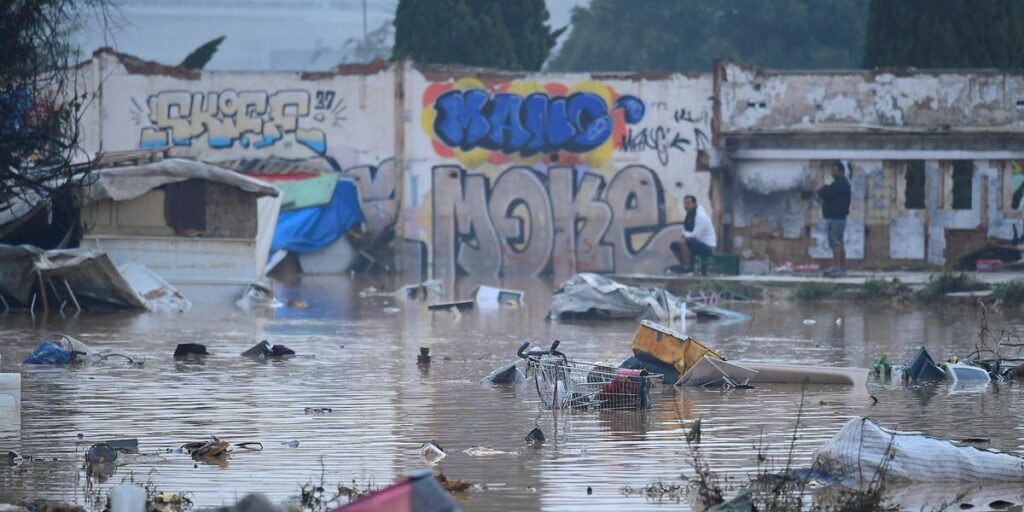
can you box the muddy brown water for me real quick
[2,275,1024,510]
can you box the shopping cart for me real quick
[517,341,656,410]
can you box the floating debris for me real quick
[417,347,431,365]
[420,441,446,465]
[525,427,545,446]
[434,471,472,493]
[173,343,208,360]
[181,437,230,460]
[463,446,509,457]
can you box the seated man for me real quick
[669,195,717,273]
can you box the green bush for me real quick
[993,280,1024,307]
[920,271,989,302]
[861,278,910,298]
[794,282,836,301]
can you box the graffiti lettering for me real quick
[314,90,336,110]
[620,127,690,166]
[137,89,346,154]
[342,158,398,239]
[431,90,645,156]
[672,108,708,124]
[432,165,685,280]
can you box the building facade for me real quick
[75,50,713,282]
[72,51,1024,277]
[714,61,1024,269]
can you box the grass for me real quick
[843,278,912,302]
[919,271,990,303]
[861,278,911,298]
[794,282,836,301]
[992,280,1024,307]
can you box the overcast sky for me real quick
[75,0,587,70]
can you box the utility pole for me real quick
[362,0,368,42]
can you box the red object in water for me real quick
[601,368,645,395]
[331,472,457,512]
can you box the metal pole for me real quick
[46,276,63,313]
[37,272,49,315]
[362,0,367,42]
[63,279,82,315]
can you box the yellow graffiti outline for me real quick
[422,79,618,168]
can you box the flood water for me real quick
[2,275,1024,510]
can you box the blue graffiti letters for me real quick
[433,90,644,156]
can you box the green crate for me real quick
[695,254,740,276]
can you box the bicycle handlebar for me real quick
[517,340,564,359]
[517,342,530,359]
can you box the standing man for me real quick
[669,195,716,274]
[816,160,852,277]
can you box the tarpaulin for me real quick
[903,346,946,381]
[23,341,77,365]
[0,244,188,311]
[548,273,685,321]
[270,179,365,254]
[813,417,1024,483]
[23,334,93,365]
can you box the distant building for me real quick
[713,61,1024,269]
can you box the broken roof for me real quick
[79,157,279,204]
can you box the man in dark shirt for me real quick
[816,160,852,277]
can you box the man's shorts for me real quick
[826,218,846,249]
[670,239,714,258]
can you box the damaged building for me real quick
[712,61,1024,270]
[45,50,1024,280]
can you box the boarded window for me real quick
[1012,161,1024,211]
[951,161,974,210]
[904,161,925,209]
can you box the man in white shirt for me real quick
[668,195,717,273]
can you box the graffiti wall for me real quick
[77,50,400,245]
[75,51,713,278]
[402,68,714,280]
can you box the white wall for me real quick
[76,51,715,278]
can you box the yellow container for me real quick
[630,320,721,377]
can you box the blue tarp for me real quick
[270,179,365,254]
[23,341,75,365]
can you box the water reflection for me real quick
[0,274,1022,511]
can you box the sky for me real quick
[75,0,588,70]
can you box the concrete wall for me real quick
[719,61,1024,134]
[402,65,713,281]
[76,51,714,278]
[727,157,1024,269]
[718,61,1024,269]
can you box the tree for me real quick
[549,0,868,72]
[863,0,1024,69]
[180,35,225,70]
[1,0,112,247]
[392,0,563,70]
